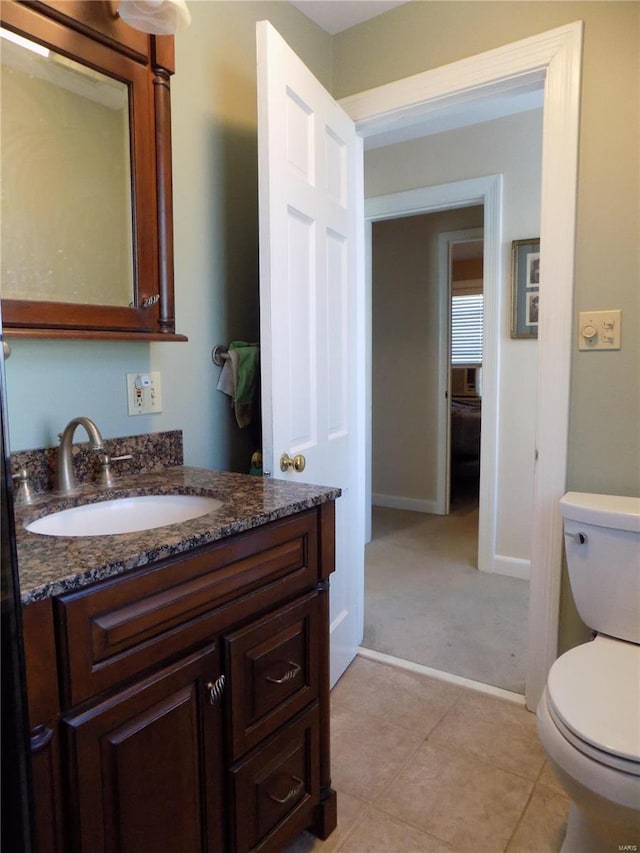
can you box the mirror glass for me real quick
[1,28,134,307]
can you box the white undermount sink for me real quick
[26,494,223,537]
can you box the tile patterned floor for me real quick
[284,657,569,853]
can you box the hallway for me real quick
[362,497,529,694]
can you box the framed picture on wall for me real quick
[511,238,540,338]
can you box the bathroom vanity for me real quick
[16,465,339,853]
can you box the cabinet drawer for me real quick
[230,704,319,852]
[225,593,320,759]
[56,512,318,707]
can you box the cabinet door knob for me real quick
[267,775,304,805]
[206,674,225,705]
[265,661,301,685]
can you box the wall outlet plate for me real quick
[126,372,162,415]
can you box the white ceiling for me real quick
[289,0,408,35]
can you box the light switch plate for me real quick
[578,310,621,351]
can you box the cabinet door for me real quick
[64,646,224,853]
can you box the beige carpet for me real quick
[363,502,529,694]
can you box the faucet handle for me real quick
[96,453,133,488]
[12,467,35,505]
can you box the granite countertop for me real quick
[15,466,340,607]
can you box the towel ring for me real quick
[211,345,229,366]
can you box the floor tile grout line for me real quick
[331,754,542,853]
[330,690,462,741]
[502,779,538,853]
[331,796,372,852]
[368,738,537,853]
[369,789,460,851]
[421,736,544,786]
[332,797,460,853]
[331,689,450,738]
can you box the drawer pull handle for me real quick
[206,674,225,705]
[265,661,301,685]
[268,775,304,805]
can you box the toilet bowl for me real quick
[537,492,640,852]
[537,636,640,851]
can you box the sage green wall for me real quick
[4,2,331,470]
[333,1,640,499]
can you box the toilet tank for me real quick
[559,492,640,644]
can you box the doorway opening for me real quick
[362,200,530,697]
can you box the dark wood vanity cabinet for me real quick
[22,505,337,852]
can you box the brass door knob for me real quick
[280,453,306,473]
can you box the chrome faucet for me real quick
[54,416,105,495]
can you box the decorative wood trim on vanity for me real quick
[314,500,338,839]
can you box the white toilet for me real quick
[537,492,640,852]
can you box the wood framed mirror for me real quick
[0,0,186,340]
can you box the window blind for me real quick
[451,294,483,364]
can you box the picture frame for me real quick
[511,238,540,338]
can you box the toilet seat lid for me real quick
[547,636,640,763]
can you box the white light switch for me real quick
[578,310,621,351]
[127,372,162,415]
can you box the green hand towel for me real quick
[228,341,259,405]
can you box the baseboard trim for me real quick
[372,493,441,514]
[491,555,531,581]
[357,647,526,706]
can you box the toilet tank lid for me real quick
[559,492,640,532]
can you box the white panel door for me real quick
[257,20,364,685]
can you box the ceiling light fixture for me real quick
[117,0,191,35]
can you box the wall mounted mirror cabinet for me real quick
[0,1,185,340]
